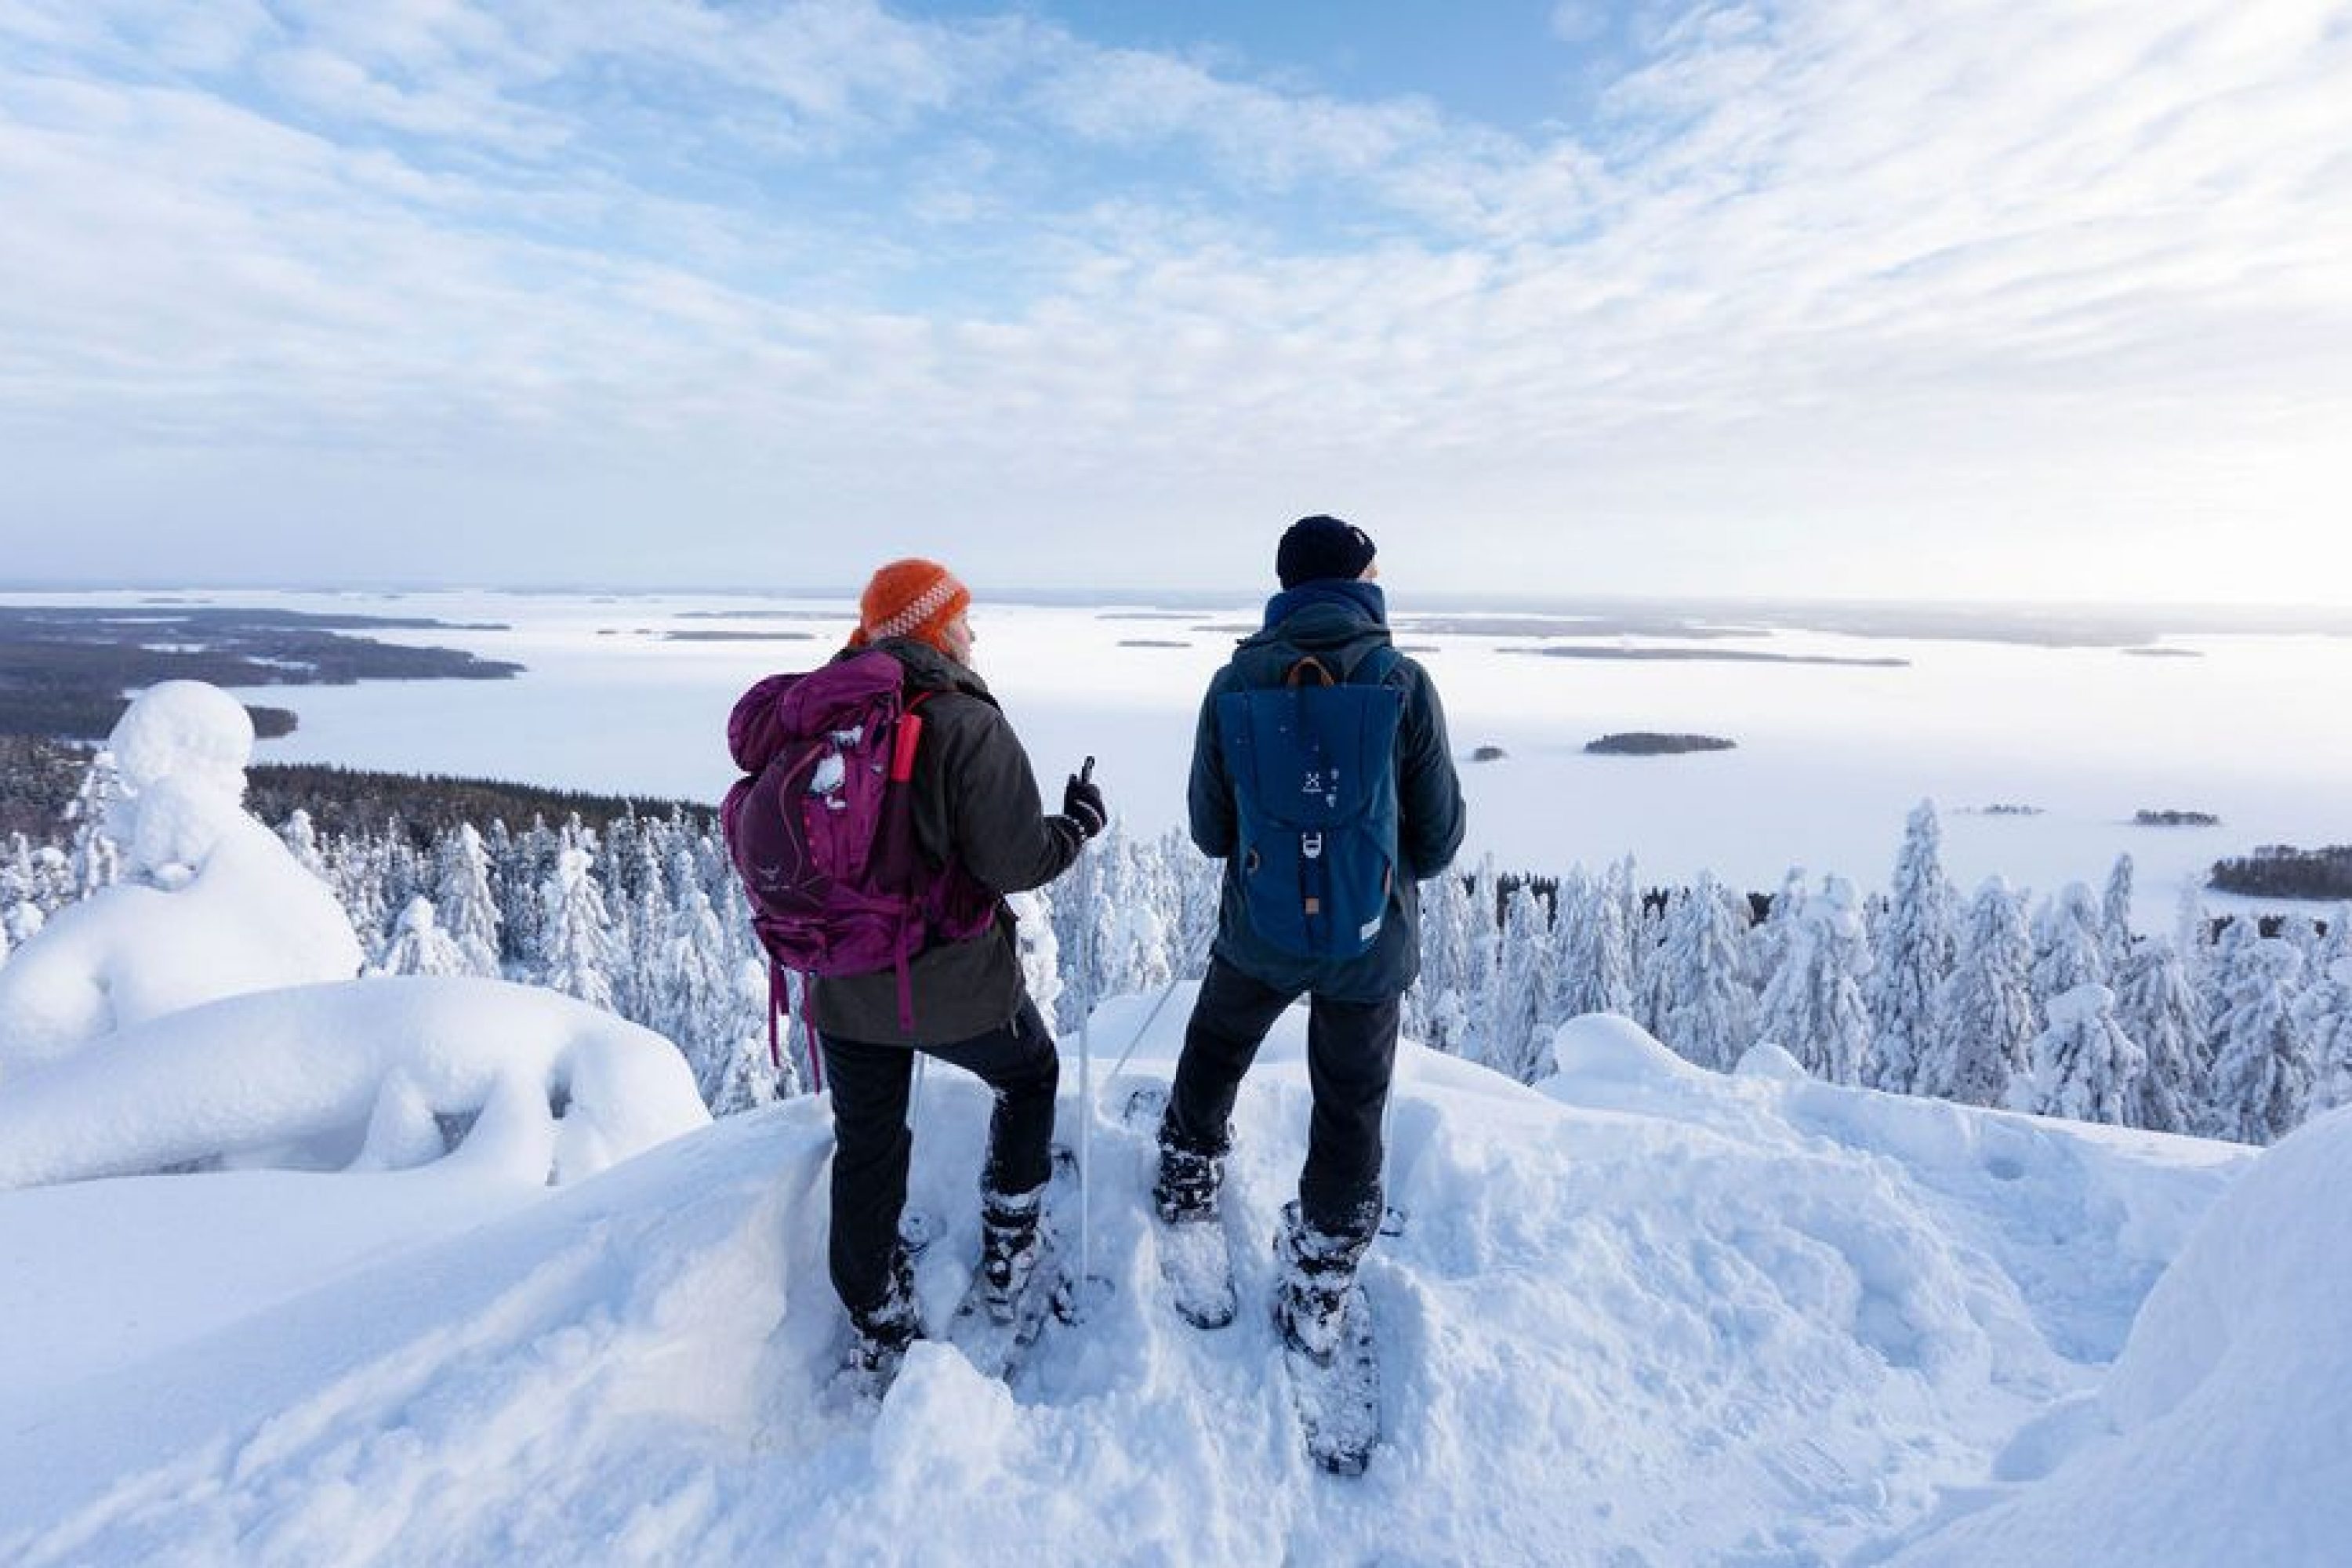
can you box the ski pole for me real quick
[1076,757,1096,1306]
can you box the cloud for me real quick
[1,0,2347,603]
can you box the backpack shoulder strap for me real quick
[1348,643,1405,689]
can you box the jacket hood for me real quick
[857,636,993,700]
[1240,580,1393,673]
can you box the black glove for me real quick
[1062,771,1106,840]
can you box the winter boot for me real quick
[1272,1201,1371,1366]
[1152,1121,1225,1225]
[979,1182,1046,1318]
[847,1247,922,1379]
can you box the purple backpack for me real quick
[722,651,997,1084]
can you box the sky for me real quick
[1,0,2347,604]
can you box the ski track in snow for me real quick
[0,997,2254,1567]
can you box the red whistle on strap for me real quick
[890,711,924,784]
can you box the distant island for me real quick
[2136,810,2221,827]
[1969,804,2045,817]
[1510,647,1908,669]
[659,630,817,643]
[1585,732,1737,756]
[0,606,521,742]
[1116,638,1192,649]
[2210,844,2352,901]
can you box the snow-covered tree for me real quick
[2099,854,2136,976]
[2297,957,2352,1116]
[1008,887,1063,1026]
[1657,871,1757,1071]
[2208,937,2311,1144]
[65,749,122,898]
[2024,982,2144,1125]
[2293,957,2352,1116]
[540,843,619,1012]
[1632,886,1681,1044]
[278,809,329,880]
[1756,875,1874,1084]
[1551,869,1633,1025]
[374,895,470,978]
[1484,881,1553,1083]
[1870,801,1958,1094]
[430,822,504,978]
[1749,866,1808,1000]
[1928,879,2038,1107]
[1415,871,1478,1055]
[2031,882,2108,1004]
[2173,880,2216,989]
[2115,939,2205,1134]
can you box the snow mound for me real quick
[0,682,361,1077]
[0,976,709,1192]
[1886,1106,2352,1565]
[1544,1010,1712,1087]
[0,994,2250,1566]
[1735,1040,1809,1080]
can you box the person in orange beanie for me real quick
[810,557,1103,1380]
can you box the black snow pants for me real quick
[820,1000,1058,1315]
[1163,955,1402,1242]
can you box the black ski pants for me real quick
[1164,956,1401,1243]
[820,1000,1058,1315]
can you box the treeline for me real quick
[2211,845,2352,901]
[5,760,2350,1146]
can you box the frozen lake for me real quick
[12,588,2349,930]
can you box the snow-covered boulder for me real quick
[0,976,710,1190]
[0,682,363,1078]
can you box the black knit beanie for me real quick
[1276,514,1377,589]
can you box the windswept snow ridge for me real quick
[0,976,709,1192]
[0,996,2256,1566]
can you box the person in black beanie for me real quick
[1275,514,1378,588]
[1153,514,1466,1361]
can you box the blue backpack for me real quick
[1216,646,1406,959]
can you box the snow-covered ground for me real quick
[10,590,2349,931]
[0,993,2297,1566]
[2,674,2342,1564]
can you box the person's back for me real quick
[724,558,1107,1389]
[1156,516,1465,1360]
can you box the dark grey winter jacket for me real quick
[808,638,1086,1046]
[1189,583,1467,1003]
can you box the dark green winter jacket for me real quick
[808,638,1086,1046]
[1189,581,1467,1003]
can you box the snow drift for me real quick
[0,975,710,1191]
[0,995,2259,1566]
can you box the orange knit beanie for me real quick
[851,558,971,652]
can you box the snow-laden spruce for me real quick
[0,682,362,1078]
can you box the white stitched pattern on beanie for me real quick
[869,573,965,641]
